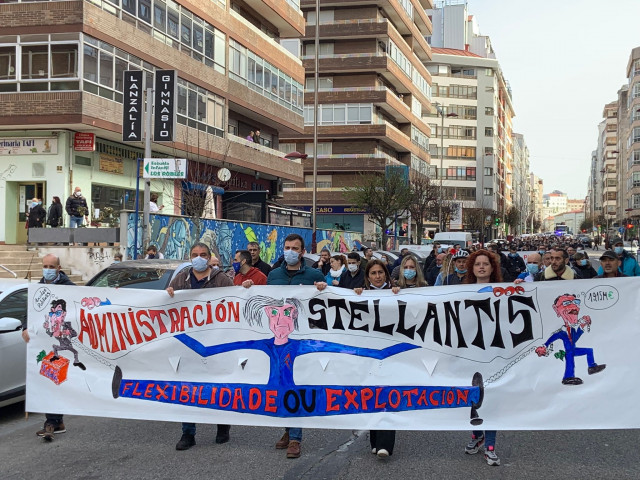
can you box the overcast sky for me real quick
[465,0,640,199]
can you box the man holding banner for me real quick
[166,242,233,451]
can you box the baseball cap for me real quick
[452,250,469,260]
[599,250,618,261]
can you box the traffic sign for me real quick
[618,227,625,233]
[143,158,187,179]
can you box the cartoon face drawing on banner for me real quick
[535,293,606,386]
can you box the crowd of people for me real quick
[23,231,639,467]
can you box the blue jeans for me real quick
[287,427,302,442]
[473,430,497,448]
[69,216,83,228]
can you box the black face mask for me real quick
[148,254,156,259]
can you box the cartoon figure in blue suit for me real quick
[174,295,419,387]
[535,293,606,385]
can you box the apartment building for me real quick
[624,47,640,220]
[512,132,530,233]
[279,0,434,237]
[601,102,619,222]
[530,173,543,231]
[426,47,514,237]
[0,0,306,243]
[425,1,516,237]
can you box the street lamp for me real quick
[434,103,458,232]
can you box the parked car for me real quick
[85,259,192,289]
[0,282,29,408]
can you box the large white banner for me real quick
[25,280,640,430]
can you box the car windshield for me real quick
[89,268,174,289]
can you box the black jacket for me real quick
[27,204,47,228]
[65,194,88,217]
[338,268,365,289]
[505,254,526,280]
[574,263,598,279]
[251,258,272,277]
[47,202,63,227]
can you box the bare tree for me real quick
[344,172,412,248]
[407,175,439,243]
[504,206,521,235]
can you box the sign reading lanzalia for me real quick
[153,70,177,142]
[25,280,640,430]
[122,71,144,142]
[143,158,187,179]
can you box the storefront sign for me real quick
[74,133,95,152]
[143,158,187,179]
[299,206,369,214]
[122,70,144,142]
[0,137,57,155]
[153,70,177,142]
[99,153,124,175]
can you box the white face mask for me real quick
[347,264,358,273]
[75,191,82,197]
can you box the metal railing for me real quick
[228,134,301,162]
[0,264,17,278]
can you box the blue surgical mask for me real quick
[435,264,442,268]
[614,246,624,255]
[232,261,242,273]
[538,250,545,255]
[43,268,57,282]
[579,259,588,266]
[31,201,38,208]
[403,269,417,280]
[526,264,539,274]
[509,253,518,258]
[284,249,300,266]
[191,256,209,272]
[455,267,467,274]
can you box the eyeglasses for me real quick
[48,310,64,317]
[560,299,580,307]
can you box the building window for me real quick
[484,187,493,196]
[279,143,296,154]
[305,174,332,188]
[485,68,493,76]
[485,127,493,137]
[231,40,304,116]
[304,104,373,126]
[304,42,334,56]
[632,127,640,145]
[0,35,80,92]
[632,172,640,187]
[305,76,333,91]
[633,83,640,99]
[484,147,494,156]
[630,150,640,168]
[485,107,494,115]
[484,167,493,176]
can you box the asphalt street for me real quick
[1,401,638,480]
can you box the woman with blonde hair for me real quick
[395,255,427,288]
[433,252,454,286]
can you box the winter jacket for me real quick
[267,262,325,286]
[169,266,233,291]
[27,204,46,228]
[574,263,598,279]
[338,268,366,289]
[47,202,63,227]
[233,267,267,286]
[65,194,88,217]
[251,258,272,277]
[504,254,526,280]
[596,250,640,277]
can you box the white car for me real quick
[0,282,29,408]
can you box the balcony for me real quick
[300,152,405,173]
[239,0,305,37]
[307,86,428,133]
[302,53,431,105]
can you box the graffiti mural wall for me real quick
[126,213,362,265]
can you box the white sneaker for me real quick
[371,448,377,454]
[376,448,389,458]
[484,446,500,466]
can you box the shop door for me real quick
[17,182,45,244]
